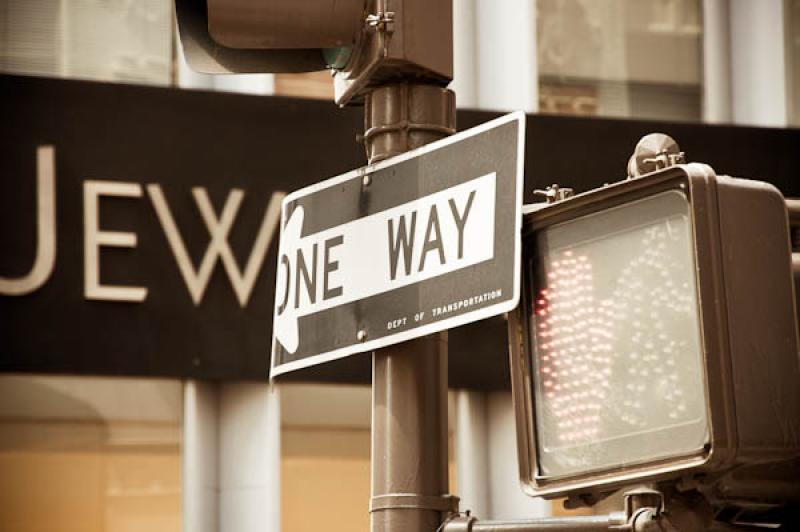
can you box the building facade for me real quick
[1,1,799,532]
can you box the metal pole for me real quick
[444,515,621,532]
[785,199,800,325]
[365,82,457,532]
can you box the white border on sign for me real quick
[270,111,526,378]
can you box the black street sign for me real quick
[271,113,525,376]
[5,75,800,387]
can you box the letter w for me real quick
[147,185,284,307]
[387,212,416,281]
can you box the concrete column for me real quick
[454,390,491,518]
[219,382,281,532]
[702,0,733,123]
[182,381,282,532]
[183,381,220,532]
[729,0,789,127]
[475,0,538,112]
[486,391,550,520]
[452,0,479,108]
[213,74,275,96]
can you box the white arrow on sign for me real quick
[273,172,497,354]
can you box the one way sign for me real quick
[271,112,525,377]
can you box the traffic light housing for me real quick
[175,0,334,73]
[508,163,800,506]
[174,0,453,105]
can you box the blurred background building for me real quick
[0,1,798,532]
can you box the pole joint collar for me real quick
[369,493,460,514]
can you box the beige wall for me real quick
[274,72,334,100]
[0,376,182,532]
[282,428,371,532]
[0,424,181,532]
[282,426,457,532]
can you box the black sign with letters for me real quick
[2,74,800,387]
[0,74,363,380]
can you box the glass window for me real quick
[0,375,182,532]
[0,0,173,86]
[537,0,703,122]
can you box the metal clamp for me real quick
[442,515,477,532]
[627,133,685,178]
[623,487,664,518]
[533,183,574,204]
[363,120,456,143]
[369,493,460,514]
[362,83,456,163]
[366,11,396,33]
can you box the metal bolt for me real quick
[362,174,372,187]
[366,11,395,33]
[533,183,574,204]
[357,329,368,342]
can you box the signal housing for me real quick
[508,164,800,505]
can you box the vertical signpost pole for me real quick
[365,83,456,532]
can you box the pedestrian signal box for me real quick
[508,163,800,506]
